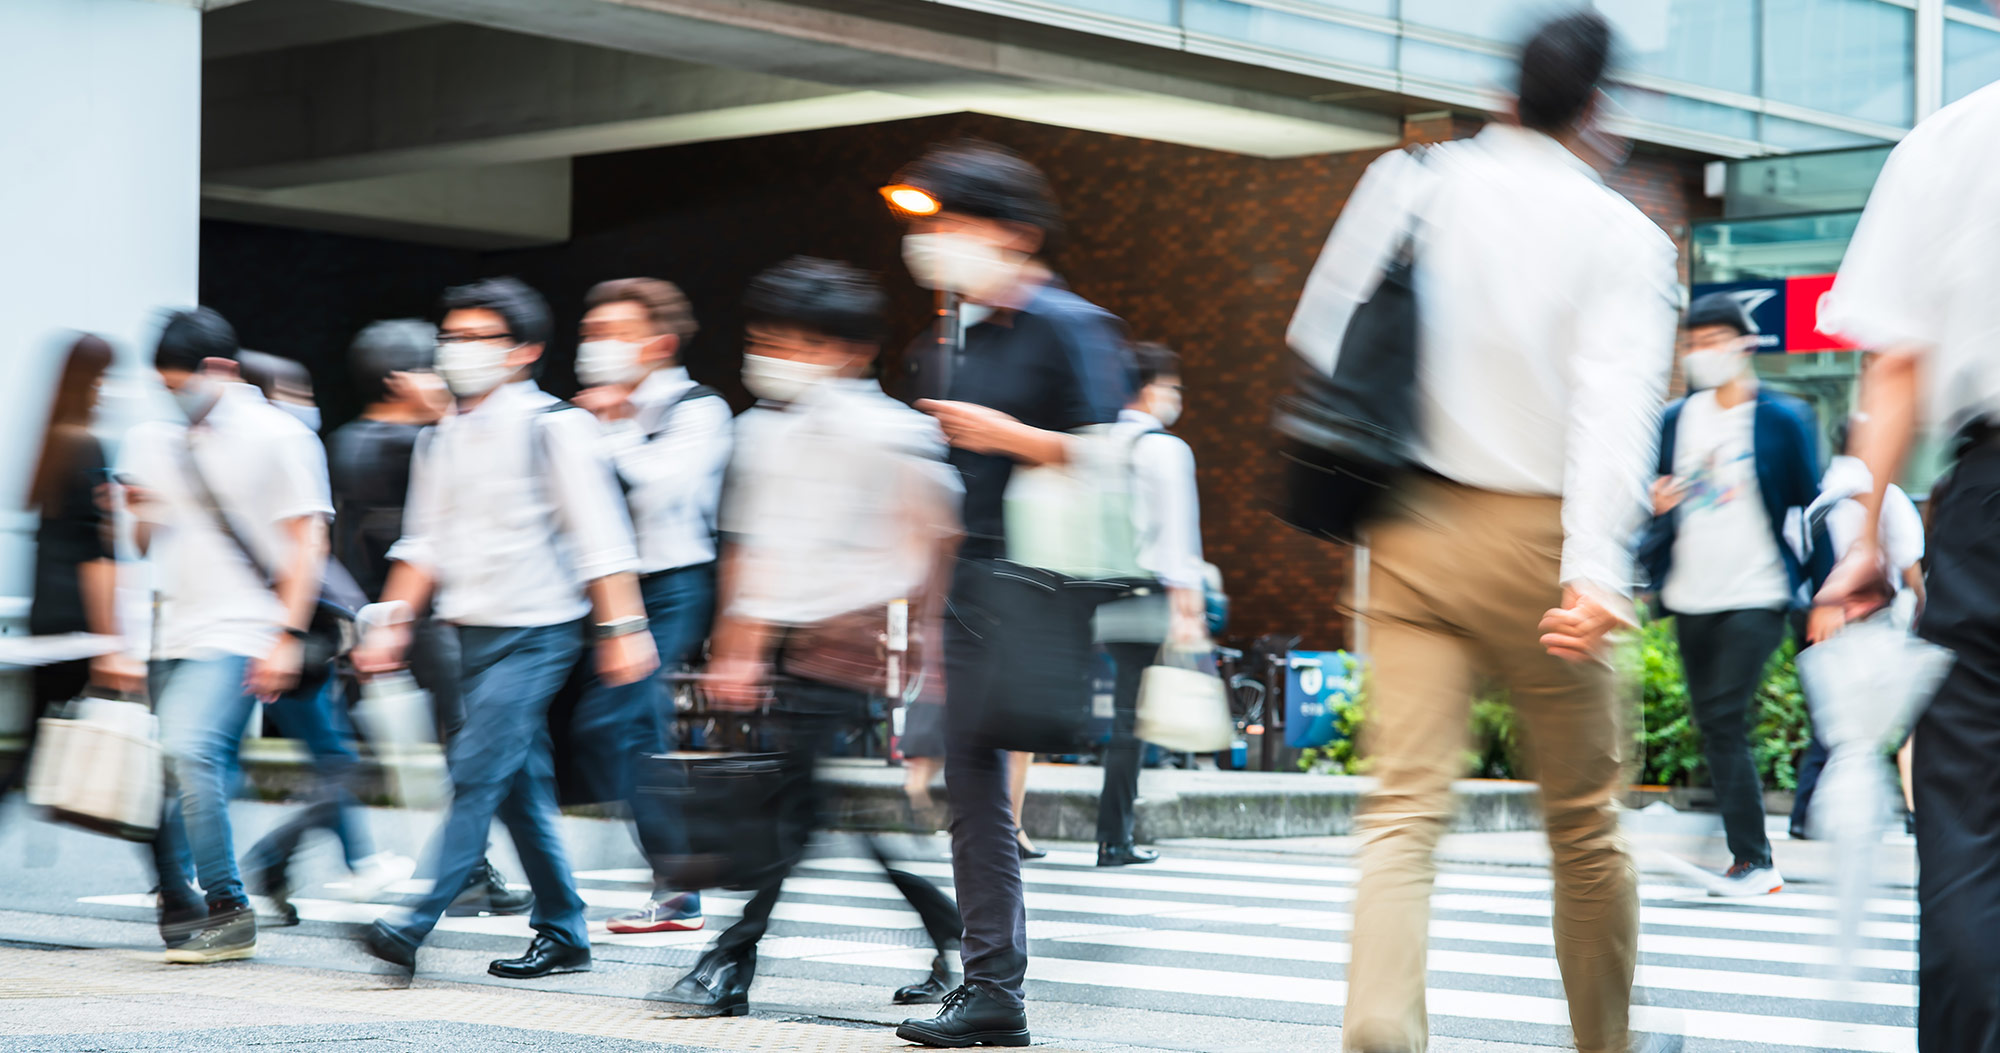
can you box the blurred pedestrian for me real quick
[5,335,146,797]
[896,139,1132,1048]
[230,349,415,925]
[352,277,658,979]
[1637,293,1830,896]
[1291,13,1679,1053]
[1091,342,1205,868]
[121,308,335,963]
[326,321,528,916]
[1788,414,1925,839]
[654,257,963,1015]
[569,277,732,935]
[1815,74,2000,1053]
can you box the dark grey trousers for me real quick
[1096,642,1153,846]
[1676,608,1788,870]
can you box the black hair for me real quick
[1130,342,1182,389]
[237,350,313,404]
[894,139,1064,248]
[1685,292,1756,336]
[350,319,437,405]
[154,307,239,373]
[439,276,551,348]
[1516,11,1614,134]
[743,256,887,346]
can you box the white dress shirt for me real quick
[389,380,639,627]
[1289,124,1680,595]
[1823,81,2000,434]
[721,377,962,627]
[598,366,733,574]
[1812,456,1925,587]
[1109,410,1204,591]
[120,382,333,660]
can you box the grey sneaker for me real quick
[1702,862,1783,898]
[163,908,257,964]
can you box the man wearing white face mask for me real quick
[352,276,658,980]
[891,139,1133,1048]
[569,277,731,936]
[1637,292,1832,898]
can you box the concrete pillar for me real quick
[0,0,201,730]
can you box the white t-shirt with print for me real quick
[1661,390,1792,615]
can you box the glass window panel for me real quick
[1182,0,1398,69]
[1759,115,1893,150]
[1399,0,1563,45]
[1690,212,1862,284]
[1283,0,1397,16]
[1724,146,1892,218]
[1055,0,1177,22]
[1622,0,1757,95]
[1608,85,1759,140]
[1947,20,2000,103]
[1399,38,1516,90]
[1949,0,1996,13]
[1763,0,1914,127]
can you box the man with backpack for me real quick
[352,276,658,979]
[568,277,734,935]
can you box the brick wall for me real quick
[202,111,1711,653]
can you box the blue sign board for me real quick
[1285,650,1358,749]
[1689,280,1786,352]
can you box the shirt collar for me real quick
[633,365,692,404]
[1120,408,1163,428]
[1478,123,1604,186]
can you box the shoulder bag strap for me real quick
[177,430,277,590]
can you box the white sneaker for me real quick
[1702,862,1783,897]
[346,853,418,902]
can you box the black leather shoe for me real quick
[1016,840,1047,862]
[894,951,956,1005]
[487,934,590,979]
[896,983,1029,1047]
[448,858,534,917]
[653,950,753,1017]
[1097,842,1159,867]
[361,921,416,975]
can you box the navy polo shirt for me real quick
[910,281,1133,559]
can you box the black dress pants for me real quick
[1096,642,1155,846]
[1676,608,1788,870]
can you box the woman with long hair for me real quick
[9,334,145,790]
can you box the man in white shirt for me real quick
[653,257,965,1016]
[1290,14,1679,1053]
[121,308,334,965]
[1815,77,2000,1049]
[352,277,658,980]
[1090,343,1205,868]
[568,277,732,935]
[1637,293,1830,897]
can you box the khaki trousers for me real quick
[1340,476,1638,1053]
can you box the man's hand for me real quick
[595,630,659,687]
[1806,604,1847,645]
[1817,537,1895,623]
[702,654,770,712]
[1538,585,1632,664]
[353,622,412,676]
[1167,587,1206,648]
[573,386,635,421]
[916,399,1024,455]
[248,634,305,701]
[1649,476,1686,517]
[89,652,147,696]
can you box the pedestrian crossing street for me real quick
[84,845,1917,1052]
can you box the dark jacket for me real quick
[1639,388,1833,613]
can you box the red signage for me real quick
[1783,273,1856,353]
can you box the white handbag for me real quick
[1003,424,1147,580]
[352,672,449,809]
[25,696,162,842]
[1133,645,1233,753]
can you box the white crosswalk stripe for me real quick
[82,846,1916,1052]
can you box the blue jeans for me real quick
[578,564,715,893]
[243,673,374,874]
[151,654,257,910]
[380,621,588,950]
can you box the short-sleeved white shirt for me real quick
[120,383,333,660]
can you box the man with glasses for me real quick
[352,277,658,979]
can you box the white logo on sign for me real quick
[1727,289,1776,332]
[1300,667,1324,696]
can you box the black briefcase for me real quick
[634,745,800,893]
[1271,237,1422,545]
[968,564,1105,754]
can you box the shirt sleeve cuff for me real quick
[571,550,641,583]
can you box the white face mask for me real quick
[435,341,515,398]
[742,354,837,404]
[1682,348,1748,391]
[1148,386,1183,428]
[903,231,1025,302]
[170,375,220,423]
[575,339,647,388]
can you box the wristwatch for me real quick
[593,614,650,640]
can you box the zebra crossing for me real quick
[80,842,1918,1052]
